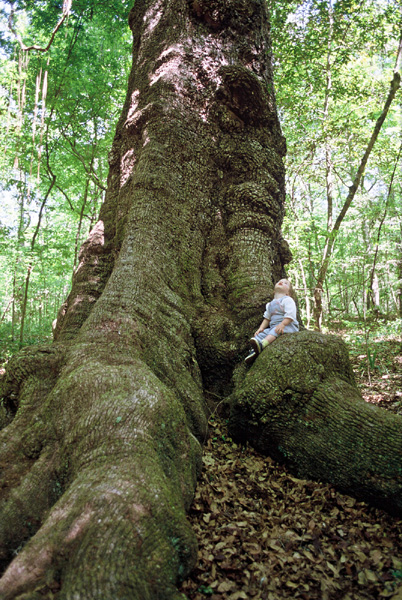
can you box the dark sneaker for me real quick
[244,351,257,365]
[249,337,263,354]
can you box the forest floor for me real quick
[179,328,402,600]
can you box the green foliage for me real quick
[198,585,214,596]
[367,347,378,371]
[0,0,132,349]
[269,0,402,327]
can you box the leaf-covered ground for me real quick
[179,332,402,600]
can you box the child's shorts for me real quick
[255,322,299,342]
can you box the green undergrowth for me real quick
[325,318,402,415]
[0,321,53,369]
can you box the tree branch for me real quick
[8,0,73,53]
[60,130,107,192]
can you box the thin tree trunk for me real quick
[37,63,49,182]
[12,182,27,342]
[19,177,56,345]
[18,265,32,347]
[385,261,399,312]
[27,66,42,200]
[0,287,23,325]
[73,144,96,269]
[73,179,90,270]
[313,3,334,331]
[4,48,16,155]
[299,257,311,328]
[368,143,402,313]
[11,268,17,342]
[398,221,402,317]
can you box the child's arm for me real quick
[254,318,270,337]
[274,317,292,335]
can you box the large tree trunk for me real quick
[0,1,288,597]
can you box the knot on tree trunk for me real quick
[278,237,293,265]
[229,330,402,515]
[190,0,263,32]
[0,344,65,426]
[216,66,276,127]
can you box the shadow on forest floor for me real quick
[179,330,402,600]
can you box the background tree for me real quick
[0,0,132,353]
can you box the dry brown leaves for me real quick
[349,337,402,417]
[179,337,402,600]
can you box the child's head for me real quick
[275,278,295,298]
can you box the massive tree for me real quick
[0,0,401,598]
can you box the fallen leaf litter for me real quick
[179,337,402,600]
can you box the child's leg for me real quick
[261,334,276,347]
[245,332,278,365]
[245,328,279,364]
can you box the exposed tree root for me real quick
[229,330,402,516]
[0,349,205,599]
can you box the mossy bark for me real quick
[229,331,402,516]
[0,0,288,598]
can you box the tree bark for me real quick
[0,1,288,597]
